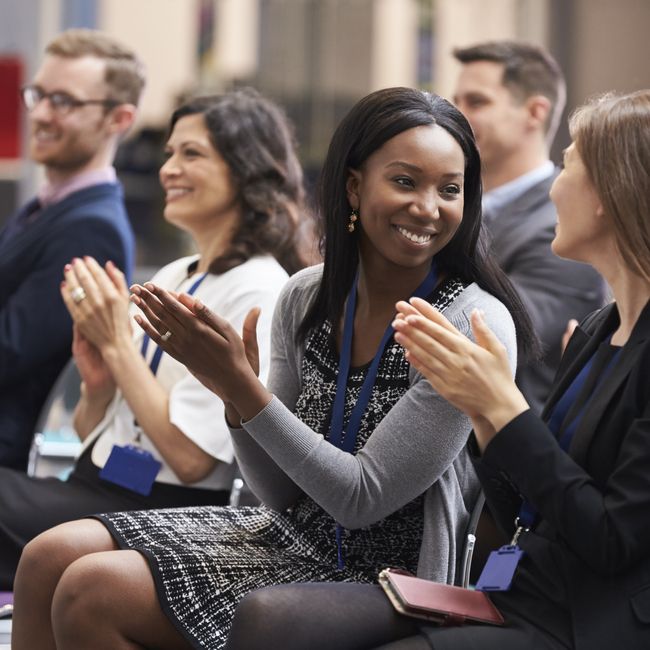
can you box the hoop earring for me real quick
[348,208,359,233]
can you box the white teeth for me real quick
[166,188,191,199]
[396,226,432,244]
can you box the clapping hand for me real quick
[61,257,132,354]
[392,297,528,450]
[71,324,116,400]
[129,282,271,420]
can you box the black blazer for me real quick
[0,183,134,470]
[475,300,650,649]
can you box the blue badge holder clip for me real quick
[99,444,162,496]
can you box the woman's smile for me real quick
[164,187,192,202]
[347,123,465,272]
[393,224,435,246]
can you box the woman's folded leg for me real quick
[225,582,422,650]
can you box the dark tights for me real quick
[225,582,430,650]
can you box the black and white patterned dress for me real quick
[97,279,466,650]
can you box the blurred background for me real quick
[1,0,649,268]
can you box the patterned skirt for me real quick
[97,493,423,649]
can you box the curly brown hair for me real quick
[169,89,306,276]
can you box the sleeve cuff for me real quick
[242,395,318,459]
[478,408,564,486]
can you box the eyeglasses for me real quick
[20,85,120,116]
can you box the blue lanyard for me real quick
[516,340,621,530]
[331,262,438,567]
[140,272,207,376]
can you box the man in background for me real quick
[453,40,605,413]
[0,29,144,469]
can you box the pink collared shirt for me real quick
[38,167,117,208]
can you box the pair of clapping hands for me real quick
[394,298,529,451]
[61,257,269,422]
[130,281,267,423]
[61,257,133,398]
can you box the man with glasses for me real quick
[0,29,144,470]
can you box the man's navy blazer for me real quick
[486,172,606,413]
[476,300,650,649]
[0,182,134,470]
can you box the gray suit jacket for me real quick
[485,171,606,413]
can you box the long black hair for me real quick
[170,88,305,275]
[299,87,537,360]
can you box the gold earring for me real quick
[348,208,359,233]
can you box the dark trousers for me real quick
[0,449,229,589]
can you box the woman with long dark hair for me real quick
[13,87,531,650]
[228,90,650,650]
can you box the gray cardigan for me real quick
[230,265,517,584]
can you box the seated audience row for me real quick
[12,85,533,649]
[0,33,305,591]
[2,27,648,650]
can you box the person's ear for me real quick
[107,103,137,136]
[526,95,551,132]
[346,168,362,210]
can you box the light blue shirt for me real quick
[482,161,555,222]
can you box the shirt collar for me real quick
[38,167,117,208]
[483,161,555,219]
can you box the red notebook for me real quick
[378,568,504,626]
